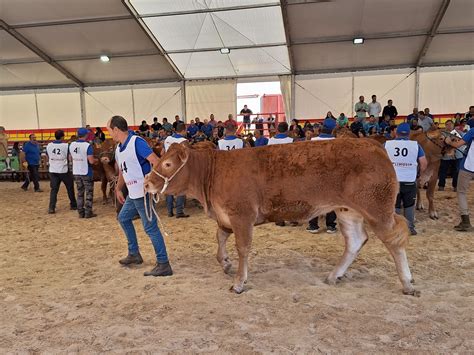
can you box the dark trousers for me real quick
[49,172,77,210]
[395,182,417,209]
[74,175,94,215]
[309,211,337,229]
[21,165,40,191]
[438,159,461,188]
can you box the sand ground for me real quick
[0,181,473,353]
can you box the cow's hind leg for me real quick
[372,214,419,296]
[101,177,108,204]
[229,222,253,294]
[326,209,368,285]
[216,226,232,274]
[426,176,438,219]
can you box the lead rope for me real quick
[143,188,170,238]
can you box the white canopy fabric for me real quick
[1,0,471,89]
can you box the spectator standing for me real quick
[438,120,462,192]
[385,123,427,235]
[46,130,77,214]
[418,111,434,132]
[21,133,42,192]
[163,123,190,219]
[240,105,252,131]
[354,96,369,122]
[69,128,98,218]
[382,99,398,120]
[445,120,474,231]
[368,95,382,119]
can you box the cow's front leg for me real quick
[216,226,232,274]
[415,186,424,210]
[426,178,438,219]
[101,177,108,204]
[229,222,253,294]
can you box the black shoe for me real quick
[275,221,286,227]
[410,229,418,236]
[119,253,144,265]
[176,213,189,218]
[48,209,55,214]
[21,186,28,191]
[79,212,85,218]
[70,206,78,210]
[167,212,174,217]
[144,262,173,277]
[35,189,43,192]
[84,213,97,219]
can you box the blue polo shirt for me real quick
[187,125,199,137]
[275,133,288,139]
[23,141,41,165]
[318,133,334,139]
[254,136,269,147]
[118,133,152,175]
[460,128,474,172]
[201,124,213,137]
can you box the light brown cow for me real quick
[144,139,418,296]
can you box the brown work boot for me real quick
[119,253,143,266]
[454,215,473,232]
[144,262,173,277]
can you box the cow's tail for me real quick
[383,213,410,248]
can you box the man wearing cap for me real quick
[108,115,173,276]
[218,126,244,150]
[384,123,428,235]
[46,130,77,214]
[69,128,98,218]
[445,119,474,231]
[307,118,338,234]
[163,123,190,218]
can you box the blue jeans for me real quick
[166,195,185,215]
[118,194,169,263]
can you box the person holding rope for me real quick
[107,115,173,277]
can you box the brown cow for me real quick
[92,139,116,204]
[144,139,418,296]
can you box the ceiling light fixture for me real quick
[353,38,364,45]
[100,55,110,62]
[220,48,230,54]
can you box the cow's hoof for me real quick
[429,212,438,220]
[410,278,415,284]
[324,277,337,285]
[230,284,245,294]
[223,261,232,274]
[403,288,421,297]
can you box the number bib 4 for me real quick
[115,135,145,199]
[385,140,419,183]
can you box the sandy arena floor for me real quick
[0,180,473,353]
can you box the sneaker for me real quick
[176,214,189,219]
[438,186,444,191]
[306,226,320,234]
[48,209,55,214]
[119,253,144,266]
[144,262,173,277]
[326,227,337,234]
[84,213,97,219]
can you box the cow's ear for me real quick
[177,145,189,163]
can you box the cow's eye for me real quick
[164,162,171,168]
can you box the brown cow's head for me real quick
[425,127,455,157]
[144,143,190,195]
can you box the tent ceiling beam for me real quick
[8,15,134,29]
[280,0,295,74]
[416,0,451,67]
[121,0,184,80]
[0,20,84,87]
[137,2,280,18]
[165,42,287,54]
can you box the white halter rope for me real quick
[150,158,188,195]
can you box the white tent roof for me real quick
[0,0,472,89]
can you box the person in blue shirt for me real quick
[384,123,428,235]
[445,119,474,231]
[364,115,380,135]
[108,115,173,277]
[186,119,199,139]
[406,108,418,124]
[21,133,42,192]
[253,129,268,147]
[201,119,213,138]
